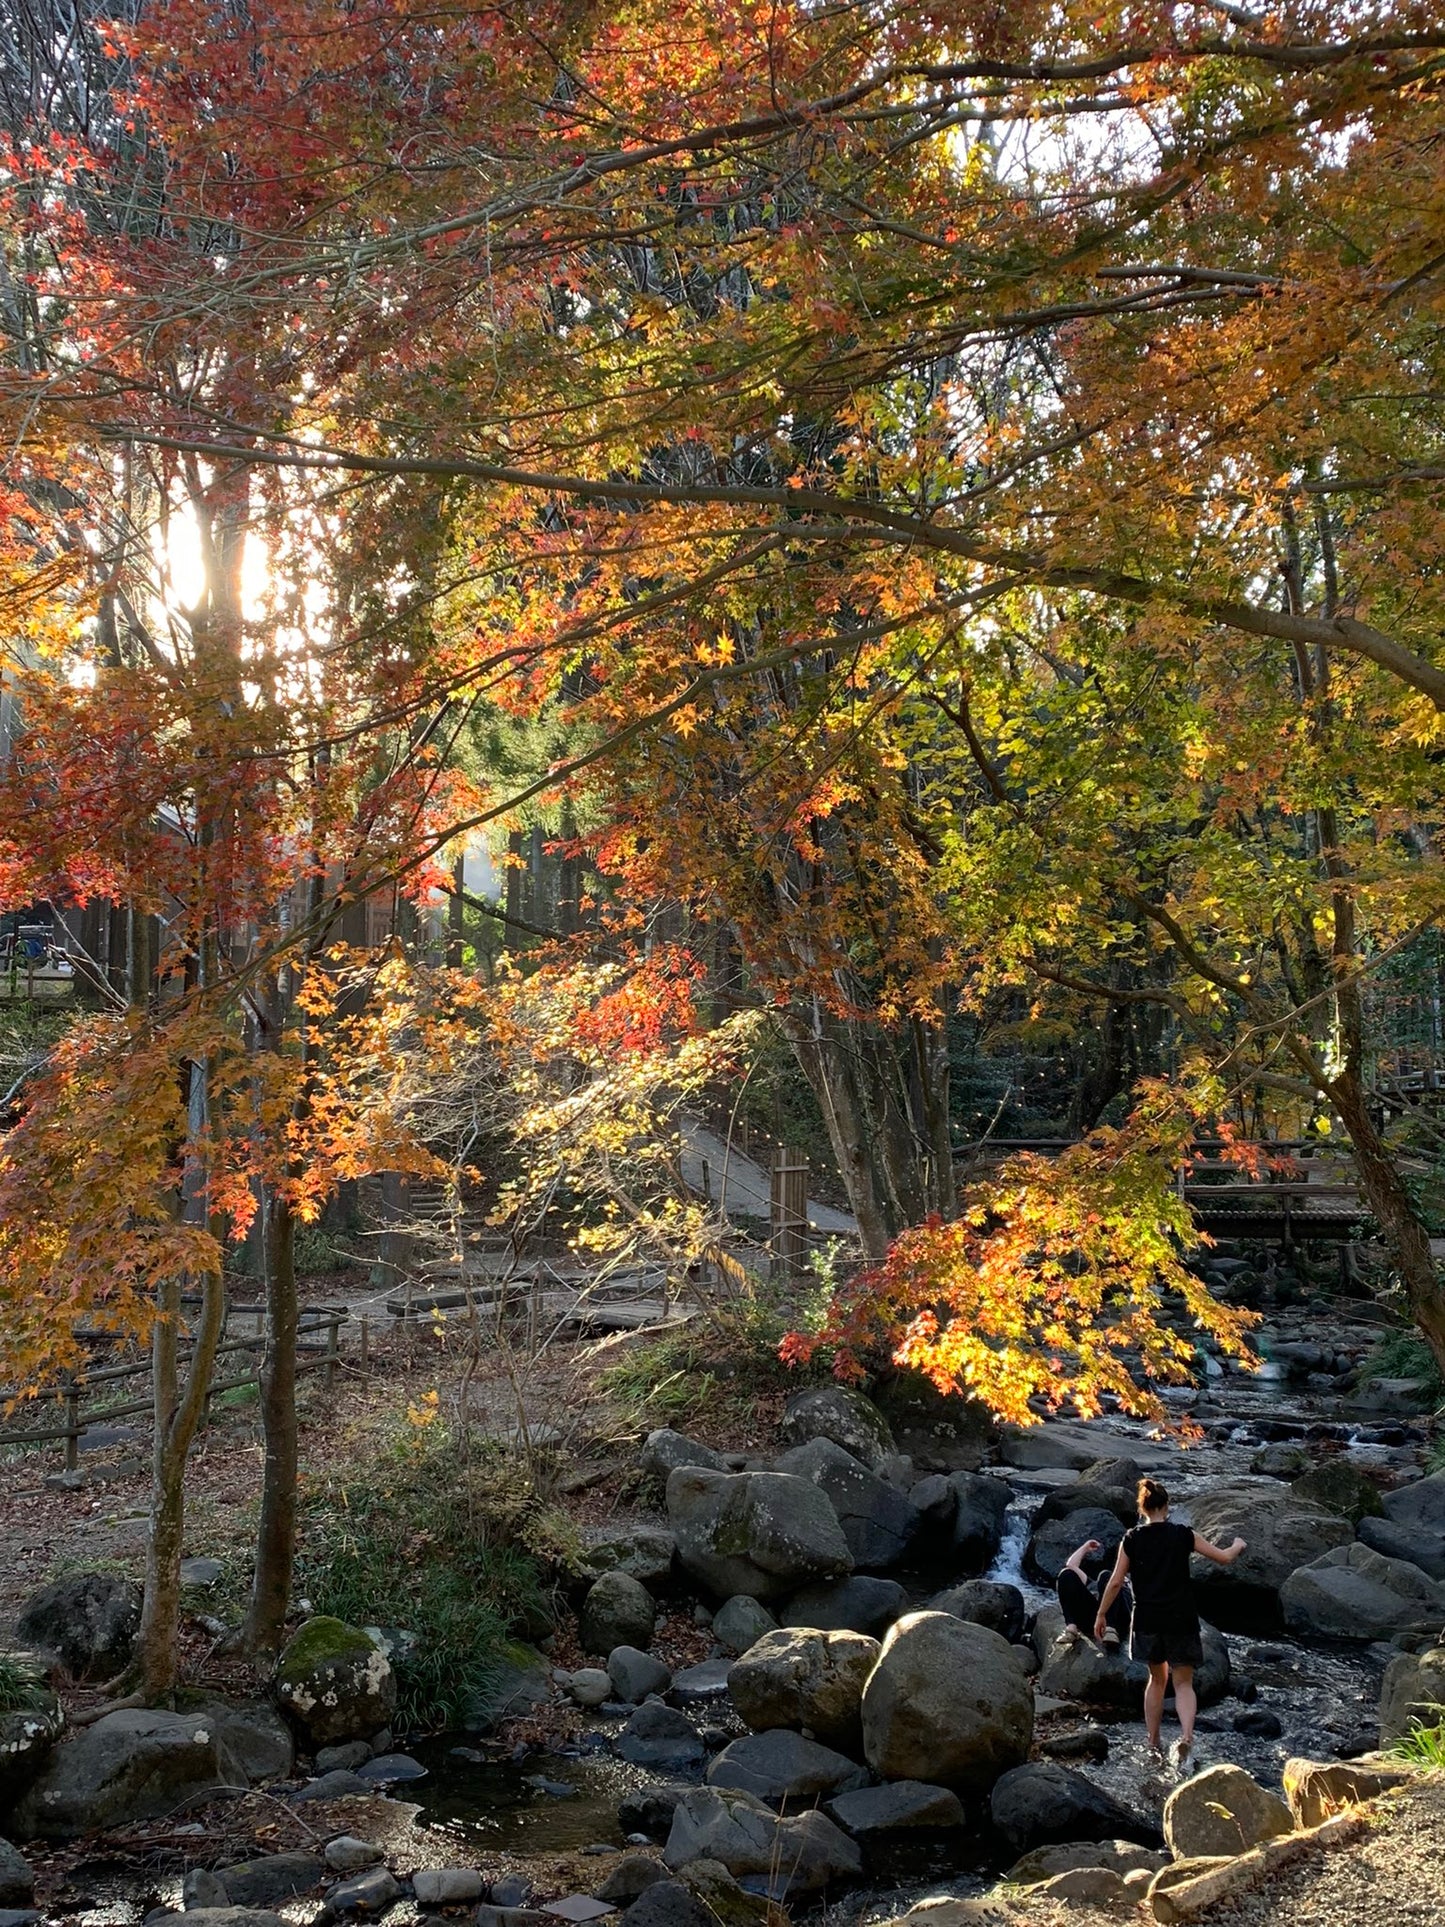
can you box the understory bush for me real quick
[297,1418,569,1732]
[1360,1328,1445,1406]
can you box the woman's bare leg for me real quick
[1144,1662,1169,1751]
[1172,1664,1197,1747]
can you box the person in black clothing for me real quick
[1094,1478,1246,1771]
[1056,1538,1131,1649]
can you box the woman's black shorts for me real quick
[1131,1622,1204,1667]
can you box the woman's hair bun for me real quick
[1137,1477,1169,1514]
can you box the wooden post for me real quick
[323,1314,339,1393]
[700,1158,712,1204]
[63,1379,79,1473]
[770,1151,809,1281]
[359,1315,369,1381]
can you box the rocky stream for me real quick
[4,1303,1445,1927]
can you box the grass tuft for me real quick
[1389,1708,1445,1769]
[1359,1329,1445,1405]
[296,1416,567,1734]
[0,1651,47,1713]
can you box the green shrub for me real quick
[1389,1709,1445,1769]
[297,1419,562,1733]
[1360,1329,1445,1405]
[599,1288,820,1433]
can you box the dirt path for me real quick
[1197,1774,1445,1927]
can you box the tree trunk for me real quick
[778,998,951,1259]
[134,1261,224,1701]
[240,1186,299,1658]
[1332,1069,1445,1373]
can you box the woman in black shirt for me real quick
[1094,1478,1246,1772]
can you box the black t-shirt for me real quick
[1122,1520,1198,1632]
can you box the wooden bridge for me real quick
[955,1138,1370,1246]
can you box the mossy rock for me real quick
[461,1639,552,1733]
[1291,1459,1385,1524]
[274,1616,396,1746]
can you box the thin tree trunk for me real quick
[1333,1068,1445,1372]
[240,1186,299,1657]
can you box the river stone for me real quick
[773,1438,919,1571]
[219,1854,324,1907]
[200,1699,295,1784]
[1383,1469,1445,1534]
[1188,1482,1354,1628]
[580,1572,656,1655]
[728,1627,879,1749]
[13,1706,262,1838]
[712,1597,778,1658]
[944,1473,1012,1574]
[0,1680,64,1809]
[183,1870,230,1909]
[294,1768,370,1800]
[619,1880,714,1927]
[1024,1510,1125,1586]
[15,1573,142,1680]
[666,1467,852,1602]
[1074,1457,1146,1494]
[1251,1443,1310,1479]
[1291,1460,1386,1524]
[355,1750,425,1784]
[989,1762,1159,1853]
[663,1786,861,1891]
[273,1618,396,1745]
[580,1525,678,1589]
[595,1855,670,1904]
[669,1659,733,1704]
[414,1869,485,1905]
[463,1641,552,1731]
[324,1838,384,1873]
[1378,1642,1445,1742]
[1281,1540,1445,1641]
[1034,1483,1137,1529]
[1162,1763,1294,1859]
[926,1582,1025,1645]
[999,1423,1175,1473]
[568,1668,613,1707]
[1281,1756,1415,1828]
[782,1577,906,1636]
[860,1611,1032,1793]
[0,1845,33,1909]
[327,1866,401,1911]
[607,1646,671,1703]
[1357,1514,1445,1580]
[1004,1842,1169,1885]
[619,1784,691,1841]
[825,1780,965,1835]
[1026,1867,1132,1909]
[169,1915,288,1927]
[316,1741,371,1774]
[706,1730,869,1805]
[616,1702,705,1767]
[778,1386,894,1471]
[642,1431,726,1482]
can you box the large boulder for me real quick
[706,1730,869,1805]
[1162,1764,1294,1859]
[273,1618,396,1745]
[1030,1604,1230,1709]
[778,1386,894,1471]
[989,1762,1159,1853]
[197,1699,295,1784]
[642,1430,726,1482]
[0,1669,64,1811]
[783,1577,906,1637]
[774,1438,919,1571]
[1280,1541,1445,1641]
[1378,1642,1445,1743]
[728,1628,879,1749]
[1073,1458,1145,1496]
[1034,1483,1137,1529]
[15,1573,142,1681]
[579,1524,677,1589]
[1024,1510,1125,1586]
[1382,1469,1445,1535]
[663,1786,862,1891]
[825,1781,966,1837]
[667,1468,852,1602]
[860,1612,1033,1794]
[579,1572,656,1654]
[1290,1461,1385,1524]
[1188,1482,1354,1628]
[927,1582,1025,1646]
[999,1423,1175,1473]
[940,1473,1012,1574]
[1357,1515,1445,1581]
[13,1705,274,1839]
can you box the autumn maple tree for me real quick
[7,0,1445,1703]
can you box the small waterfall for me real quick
[985,1506,1031,1589]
